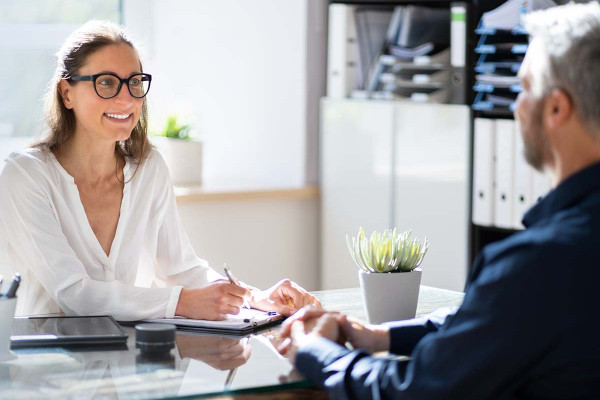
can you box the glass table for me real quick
[0,286,464,399]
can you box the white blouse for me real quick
[0,147,221,320]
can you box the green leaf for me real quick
[346,227,429,273]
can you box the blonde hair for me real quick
[35,20,151,170]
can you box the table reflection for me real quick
[0,326,305,399]
[176,332,251,371]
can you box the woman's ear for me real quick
[58,80,74,109]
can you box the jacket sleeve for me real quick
[385,305,457,355]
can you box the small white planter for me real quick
[358,268,422,324]
[151,137,203,185]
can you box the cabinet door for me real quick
[394,102,470,292]
[321,99,394,289]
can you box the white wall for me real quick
[177,197,320,291]
[122,0,326,290]
[123,0,327,187]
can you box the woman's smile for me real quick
[104,112,133,123]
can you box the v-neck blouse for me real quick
[0,147,221,321]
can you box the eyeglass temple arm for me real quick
[67,76,94,82]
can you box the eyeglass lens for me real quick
[95,74,150,99]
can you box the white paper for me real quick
[145,308,280,331]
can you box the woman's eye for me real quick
[130,78,140,86]
[99,79,115,86]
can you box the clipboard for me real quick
[141,308,284,335]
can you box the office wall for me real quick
[123,0,327,187]
[122,0,325,290]
[177,197,320,291]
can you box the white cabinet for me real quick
[320,100,394,290]
[321,99,470,291]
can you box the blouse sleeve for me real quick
[151,151,224,288]
[0,155,180,321]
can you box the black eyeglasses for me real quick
[68,73,152,99]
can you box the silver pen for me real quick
[223,263,249,308]
[223,263,240,285]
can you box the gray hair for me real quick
[524,2,600,132]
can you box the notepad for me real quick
[143,308,284,335]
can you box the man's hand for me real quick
[277,313,342,363]
[278,306,331,339]
[175,281,250,320]
[249,279,323,315]
[278,306,390,354]
[338,314,390,353]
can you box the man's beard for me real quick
[522,99,548,172]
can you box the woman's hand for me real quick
[176,334,251,370]
[249,279,322,316]
[175,281,250,320]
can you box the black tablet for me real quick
[10,315,128,348]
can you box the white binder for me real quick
[327,4,358,98]
[512,121,532,229]
[494,119,515,229]
[472,118,496,226]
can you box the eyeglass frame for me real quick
[67,72,152,99]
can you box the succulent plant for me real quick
[346,227,429,273]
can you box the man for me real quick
[278,3,600,399]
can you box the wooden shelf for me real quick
[174,185,320,203]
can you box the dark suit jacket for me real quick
[296,162,600,399]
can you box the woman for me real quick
[0,20,320,321]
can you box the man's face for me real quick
[514,40,550,172]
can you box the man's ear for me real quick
[58,80,74,109]
[544,88,572,130]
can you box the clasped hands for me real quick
[175,279,322,320]
[275,307,391,363]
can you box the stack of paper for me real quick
[388,42,435,60]
[482,0,557,30]
[476,74,521,88]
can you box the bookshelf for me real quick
[327,0,474,104]
[322,0,562,287]
[321,0,474,292]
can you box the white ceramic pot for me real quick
[358,268,422,324]
[151,137,203,186]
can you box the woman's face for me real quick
[60,43,144,145]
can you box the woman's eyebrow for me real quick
[92,70,142,77]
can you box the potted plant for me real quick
[151,115,203,186]
[346,227,429,324]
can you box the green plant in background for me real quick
[346,227,429,273]
[159,115,191,140]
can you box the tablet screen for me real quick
[11,316,128,347]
